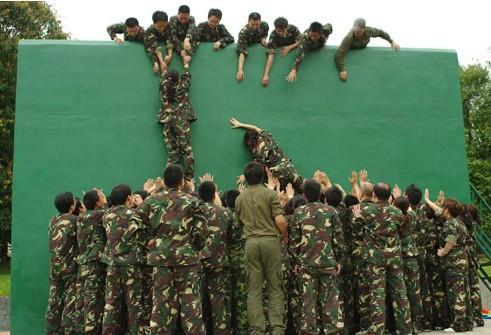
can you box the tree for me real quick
[0,2,69,260]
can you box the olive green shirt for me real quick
[235,184,284,239]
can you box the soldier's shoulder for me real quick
[261,21,269,29]
[288,24,299,32]
[239,25,249,34]
[169,16,178,23]
[197,21,208,28]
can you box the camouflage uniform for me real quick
[169,15,197,55]
[145,24,173,63]
[465,218,484,326]
[251,129,302,192]
[335,27,393,72]
[77,209,107,335]
[440,217,473,332]
[289,202,344,335]
[100,205,144,335]
[194,21,234,47]
[293,24,332,71]
[200,202,233,335]
[125,187,208,335]
[45,213,80,335]
[352,201,412,335]
[236,22,269,55]
[159,67,195,180]
[266,24,301,54]
[106,23,146,43]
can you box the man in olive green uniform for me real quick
[193,8,234,51]
[145,11,173,74]
[107,17,145,44]
[169,5,197,63]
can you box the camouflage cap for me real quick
[353,18,366,32]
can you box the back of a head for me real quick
[83,190,99,211]
[466,204,481,224]
[225,189,240,209]
[325,186,343,207]
[344,194,360,207]
[125,17,139,28]
[373,182,391,201]
[248,12,261,21]
[274,17,288,29]
[198,181,216,203]
[444,198,464,218]
[243,162,264,185]
[360,182,373,199]
[134,190,150,201]
[423,204,435,220]
[152,11,168,23]
[309,21,322,33]
[303,180,321,203]
[55,192,74,214]
[178,5,190,14]
[164,164,184,188]
[405,184,422,206]
[243,129,259,150]
[393,196,410,215]
[208,8,222,19]
[110,184,132,206]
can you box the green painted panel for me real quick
[12,40,468,334]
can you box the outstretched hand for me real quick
[359,170,369,183]
[285,69,297,83]
[352,204,362,218]
[229,117,242,129]
[392,184,401,198]
[391,42,400,51]
[199,173,214,184]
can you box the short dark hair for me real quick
[244,162,264,185]
[274,17,288,29]
[284,194,306,215]
[466,204,481,224]
[325,186,343,207]
[244,130,259,151]
[134,190,150,201]
[125,17,139,28]
[394,196,410,215]
[225,189,240,209]
[178,5,190,14]
[344,194,360,207]
[373,183,391,201]
[83,190,100,211]
[54,192,74,214]
[164,164,184,188]
[248,12,261,21]
[152,11,168,23]
[208,8,222,19]
[309,21,322,33]
[110,184,132,206]
[198,181,216,203]
[405,184,422,206]
[444,198,464,218]
[303,180,321,202]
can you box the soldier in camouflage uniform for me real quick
[286,21,332,82]
[77,189,107,335]
[192,8,234,51]
[145,11,174,74]
[261,17,301,86]
[229,117,303,193]
[236,12,269,82]
[352,183,412,335]
[100,184,144,335]
[289,180,344,335]
[45,192,79,335]
[107,17,145,44]
[159,62,195,180]
[169,5,197,63]
[335,18,400,81]
[124,164,208,335]
[198,180,233,334]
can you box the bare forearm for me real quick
[263,54,274,76]
[237,53,245,71]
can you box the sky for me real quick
[48,0,490,65]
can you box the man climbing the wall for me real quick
[335,18,400,81]
[169,5,197,65]
[107,17,145,44]
[145,11,173,74]
[192,8,235,51]
[236,12,269,82]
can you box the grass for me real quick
[0,261,10,296]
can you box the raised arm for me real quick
[107,23,126,45]
[424,189,443,215]
[229,117,261,132]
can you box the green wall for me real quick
[12,40,469,334]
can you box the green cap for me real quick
[353,18,366,32]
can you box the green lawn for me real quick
[0,261,10,296]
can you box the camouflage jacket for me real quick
[158,67,191,122]
[289,202,342,270]
[228,209,245,266]
[441,217,469,267]
[77,209,106,265]
[334,203,351,266]
[412,204,428,257]
[125,187,208,267]
[106,23,145,43]
[195,22,234,46]
[200,203,233,269]
[169,15,197,52]
[236,22,269,55]
[266,24,301,54]
[293,24,332,70]
[335,26,393,71]
[144,24,173,56]
[100,205,142,266]
[351,200,373,261]
[399,211,419,258]
[49,213,78,277]
[353,200,403,264]
[251,129,288,168]
[424,217,440,264]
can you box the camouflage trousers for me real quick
[79,262,106,335]
[202,267,231,335]
[45,273,80,335]
[229,259,248,335]
[339,267,356,335]
[352,258,370,333]
[269,159,303,193]
[417,256,433,330]
[102,264,144,335]
[142,265,153,327]
[367,259,412,335]
[296,267,343,335]
[150,265,204,335]
[426,260,450,329]
[402,257,423,333]
[468,255,484,326]
[444,258,473,332]
[162,117,194,180]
